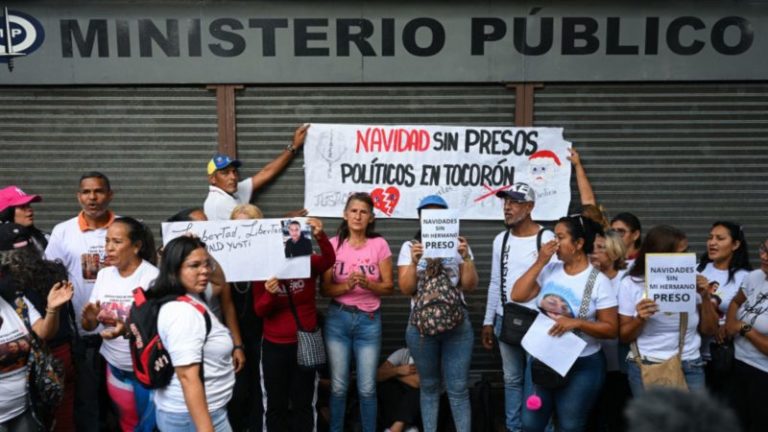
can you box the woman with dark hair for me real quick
[0,223,74,430]
[0,186,49,256]
[512,215,617,432]
[723,236,768,432]
[150,236,235,432]
[398,195,478,432]
[81,217,158,432]
[321,192,394,432]
[254,217,335,431]
[618,225,719,394]
[611,213,642,263]
[695,221,751,395]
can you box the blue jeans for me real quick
[494,315,527,432]
[156,407,231,432]
[406,315,474,432]
[626,356,705,395]
[523,351,606,432]
[324,303,381,432]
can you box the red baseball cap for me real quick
[0,186,42,212]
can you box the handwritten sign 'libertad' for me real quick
[161,219,310,282]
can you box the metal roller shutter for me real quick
[0,86,219,239]
[535,82,768,265]
[236,84,515,371]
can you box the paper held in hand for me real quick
[522,313,587,377]
[420,209,459,259]
[645,253,697,314]
[161,219,311,282]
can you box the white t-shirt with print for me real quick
[698,262,749,359]
[155,295,235,413]
[618,276,702,361]
[734,269,768,373]
[44,216,110,335]
[203,179,253,221]
[397,240,472,308]
[534,262,617,357]
[483,228,556,325]
[698,263,748,319]
[0,297,41,423]
[89,260,159,371]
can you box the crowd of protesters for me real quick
[0,127,766,432]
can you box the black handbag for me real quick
[531,358,568,389]
[498,229,546,345]
[530,267,600,390]
[709,340,735,374]
[500,303,538,345]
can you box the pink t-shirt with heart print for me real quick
[329,236,392,312]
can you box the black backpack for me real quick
[127,288,211,389]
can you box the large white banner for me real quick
[161,219,311,282]
[303,124,572,220]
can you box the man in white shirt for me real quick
[45,172,116,432]
[203,124,309,220]
[481,182,554,432]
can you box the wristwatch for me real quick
[286,144,298,155]
[739,322,753,337]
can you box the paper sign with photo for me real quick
[162,219,310,282]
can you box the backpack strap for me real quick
[577,267,601,320]
[176,295,212,337]
[631,311,688,362]
[285,285,307,332]
[499,229,511,305]
[176,295,212,382]
[573,267,600,337]
[678,312,688,358]
[500,227,552,305]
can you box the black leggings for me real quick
[261,339,318,432]
[728,359,768,432]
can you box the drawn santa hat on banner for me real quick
[528,149,562,186]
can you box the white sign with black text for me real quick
[161,219,311,282]
[420,209,459,259]
[645,253,697,314]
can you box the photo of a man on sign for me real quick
[283,219,313,258]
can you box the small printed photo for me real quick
[282,219,313,258]
[81,253,104,281]
[539,293,574,319]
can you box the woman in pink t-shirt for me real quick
[321,192,393,432]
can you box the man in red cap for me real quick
[0,185,47,255]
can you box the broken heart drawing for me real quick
[370,187,400,216]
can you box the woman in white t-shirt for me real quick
[0,223,73,430]
[590,229,630,431]
[398,195,478,432]
[618,225,719,395]
[695,221,751,395]
[81,217,159,432]
[513,215,618,432]
[723,237,768,432]
[150,236,235,432]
